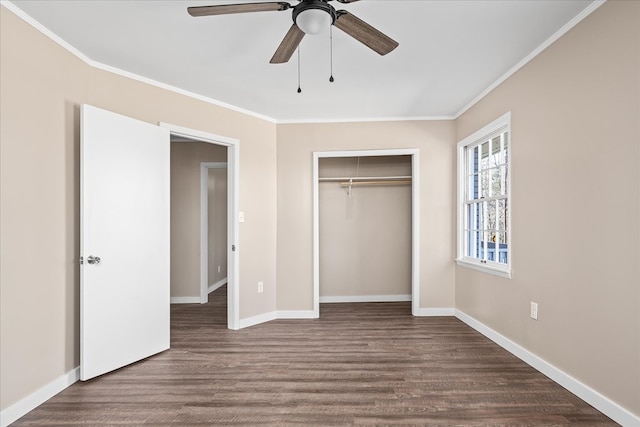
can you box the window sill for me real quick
[455,258,512,279]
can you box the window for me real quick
[457,112,511,278]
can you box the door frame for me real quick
[312,149,420,317]
[201,162,228,304]
[160,122,240,330]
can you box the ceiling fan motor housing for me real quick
[293,0,337,30]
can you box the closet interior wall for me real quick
[318,156,412,300]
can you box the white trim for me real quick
[200,162,228,304]
[454,1,606,118]
[455,310,639,427]
[320,294,412,303]
[161,122,241,330]
[208,278,227,294]
[276,310,317,319]
[278,115,454,124]
[170,296,201,304]
[237,311,277,329]
[313,149,420,318]
[415,308,456,316]
[0,367,80,427]
[455,258,511,279]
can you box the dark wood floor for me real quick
[13,286,616,426]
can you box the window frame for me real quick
[456,112,512,279]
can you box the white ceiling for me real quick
[8,0,596,122]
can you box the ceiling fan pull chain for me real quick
[297,46,302,94]
[329,24,334,83]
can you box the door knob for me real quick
[87,255,101,265]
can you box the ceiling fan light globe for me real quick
[295,9,331,35]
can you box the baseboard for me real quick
[320,294,412,303]
[276,310,317,319]
[170,296,201,304]
[415,307,456,316]
[237,311,277,329]
[208,278,227,294]
[455,310,639,427]
[0,367,80,427]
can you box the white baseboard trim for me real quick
[320,294,412,303]
[0,367,80,427]
[170,296,201,304]
[237,311,277,329]
[455,310,639,427]
[276,310,317,319]
[415,307,455,316]
[208,278,227,294]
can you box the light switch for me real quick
[239,211,245,223]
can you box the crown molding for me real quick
[276,115,455,124]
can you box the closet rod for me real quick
[339,180,412,187]
[318,175,412,182]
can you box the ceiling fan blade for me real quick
[270,24,305,64]
[188,2,290,17]
[335,0,361,3]
[334,11,398,56]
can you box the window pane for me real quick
[500,165,508,196]
[467,230,481,258]
[467,202,482,230]
[497,199,507,232]
[480,142,490,170]
[483,231,494,261]
[494,232,508,264]
[503,132,509,163]
[469,145,480,175]
[490,168,502,197]
[480,171,490,199]
[468,173,480,200]
[486,200,496,231]
[490,136,501,168]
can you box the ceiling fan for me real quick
[187,0,399,64]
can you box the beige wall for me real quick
[0,6,277,411]
[208,167,228,288]
[170,142,226,298]
[0,5,89,414]
[276,121,456,311]
[319,156,412,297]
[455,1,639,416]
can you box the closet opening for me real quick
[313,149,420,317]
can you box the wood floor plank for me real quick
[12,286,617,426]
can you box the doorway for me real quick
[162,122,240,330]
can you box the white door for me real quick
[81,104,170,381]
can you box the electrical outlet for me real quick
[530,302,538,320]
[258,281,264,293]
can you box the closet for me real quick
[318,155,412,302]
